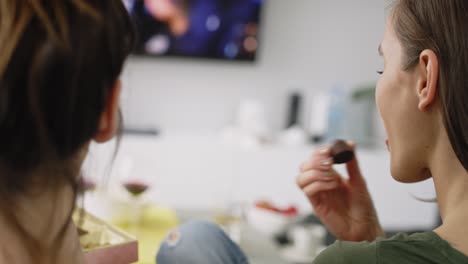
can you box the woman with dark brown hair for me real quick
[296,0,468,262]
[157,0,468,263]
[0,0,134,263]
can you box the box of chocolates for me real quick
[74,209,138,264]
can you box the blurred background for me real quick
[81,0,438,263]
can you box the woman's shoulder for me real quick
[377,232,468,263]
[313,232,464,264]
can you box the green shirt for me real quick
[313,232,468,264]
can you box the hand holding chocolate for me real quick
[331,139,355,164]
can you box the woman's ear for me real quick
[94,80,122,143]
[417,49,439,111]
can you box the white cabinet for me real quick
[83,133,437,231]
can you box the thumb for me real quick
[344,141,365,184]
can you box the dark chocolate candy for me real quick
[331,139,354,164]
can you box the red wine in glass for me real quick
[123,181,149,197]
[78,177,96,192]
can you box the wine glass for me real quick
[78,176,97,193]
[123,181,150,197]
[118,156,151,234]
[122,180,151,235]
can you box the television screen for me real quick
[124,0,263,61]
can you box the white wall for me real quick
[121,0,386,132]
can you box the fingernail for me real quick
[321,158,333,167]
[320,147,330,155]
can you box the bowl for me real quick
[245,206,295,236]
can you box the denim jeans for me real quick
[157,220,250,264]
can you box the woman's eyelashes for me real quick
[376,70,384,75]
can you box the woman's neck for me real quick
[0,184,85,263]
[430,129,468,255]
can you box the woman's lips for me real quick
[385,139,390,151]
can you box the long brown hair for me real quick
[391,0,468,171]
[0,0,135,262]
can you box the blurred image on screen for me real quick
[124,0,263,61]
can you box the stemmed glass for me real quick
[78,176,97,193]
[119,156,150,235]
[123,181,150,197]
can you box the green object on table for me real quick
[112,205,180,264]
